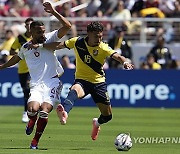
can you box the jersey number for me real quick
[84,55,91,63]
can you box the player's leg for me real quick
[26,101,40,135]
[91,103,112,140]
[30,80,58,149]
[23,72,30,116]
[57,81,85,124]
[30,102,53,149]
[26,85,42,136]
[91,82,112,140]
[63,83,85,113]
[19,72,30,123]
[96,103,112,126]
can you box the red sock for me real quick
[28,114,37,128]
[32,117,48,145]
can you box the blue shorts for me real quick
[74,79,110,105]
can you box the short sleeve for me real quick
[102,43,116,57]
[45,30,60,43]
[64,37,78,49]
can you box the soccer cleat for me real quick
[56,104,68,125]
[91,118,100,140]
[26,125,34,135]
[25,119,35,135]
[30,145,38,150]
[22,111,29,123]
[30,139,38,149]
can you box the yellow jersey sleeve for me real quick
[11,37,21,50]
[101,42,116,57]
[65,37,79,49]
[11,34,31,74]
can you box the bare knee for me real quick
[27,101,40,112]
[40,102,53,113]
[71,84,85,98]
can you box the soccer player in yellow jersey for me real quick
[36,21,134,140]
[10,17,34,123]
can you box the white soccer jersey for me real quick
[18,30,64,86]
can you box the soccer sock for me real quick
[27,111,38,128]
[62,89,78,113]
[95,120,101,127]
[33,111,48,145]
[97,114,112,125]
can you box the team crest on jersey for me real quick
[34,51,40,57]
[93,49,98,56]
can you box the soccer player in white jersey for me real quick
[0,2,71,149]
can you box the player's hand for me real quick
[43,2,55,14]
[27,43,39,50]
[0,64,4,70]
[124,63,134,70]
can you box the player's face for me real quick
[25,21,33,33]
[88,31,103,46]
[31,26,46,43]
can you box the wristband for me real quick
[38,44,43,48]
[123,61,129,66]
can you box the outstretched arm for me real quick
[43,2,71,39]
[112,53,134,70]
[10,48,17,55]
[43,42,66,50]
[0,55,21,70]
[27,42,66,51]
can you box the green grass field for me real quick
[0,106,180,154]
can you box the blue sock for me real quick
[62,89,78,113]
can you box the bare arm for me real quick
[0,55,21,70]
[112,53,134,70]
[10,48,17,55]
[27,41,66,51]
[43,2,71,39]
[43,42,66,51]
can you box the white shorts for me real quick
[28,78,63,107]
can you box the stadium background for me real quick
[0,0,180,108]
[1,1,180,153]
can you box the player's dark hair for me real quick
[30,21,44,29]
[87,21,104,32]
[25,17,34,23]
[6,29,13,34]
[147,53,155,59]
[157,35,165,41]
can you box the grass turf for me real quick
[0,106,180,154]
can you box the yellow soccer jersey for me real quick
[0,37,15,60]
[65,37,116,83]
[11,34,31,74]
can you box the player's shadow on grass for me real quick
[70,148,91,151]
[2,147,48,150]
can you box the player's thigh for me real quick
[28,89,43,103]
[96,103,112,116]
[71,83,85,98]
[91,82,111,115]
[43,79,63,107]
[28,85,43,111]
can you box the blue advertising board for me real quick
[0,68,180,108]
